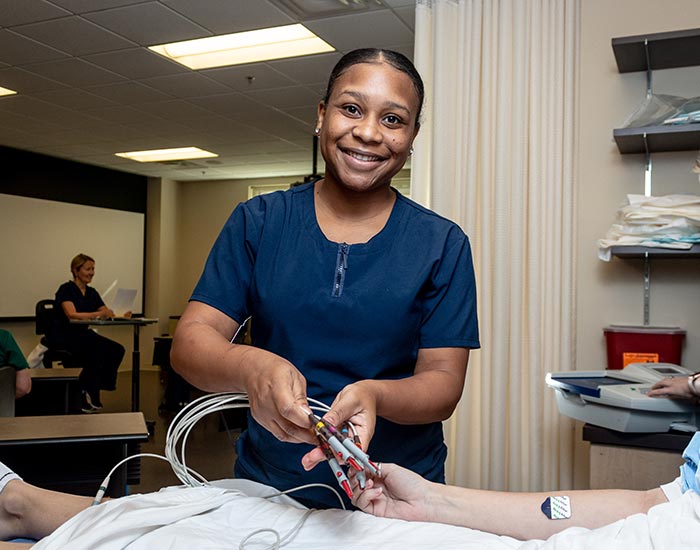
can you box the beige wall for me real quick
[174,175,302,314]
[578,0,700,374]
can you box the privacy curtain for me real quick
[412,0,580,491]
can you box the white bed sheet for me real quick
[31,479,700,550]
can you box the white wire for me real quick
[94,392,352,548]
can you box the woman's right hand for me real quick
[173,301,316,445]
[242,354,317,445]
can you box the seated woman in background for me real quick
[50,253,126,413]
[0,329,31,398]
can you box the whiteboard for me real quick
[0,193,144,318]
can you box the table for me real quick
[583,423,690,490]
[15,368,83,415]
[71,318,158,412]
[0,412,149,497]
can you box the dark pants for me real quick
[64,329,125,398]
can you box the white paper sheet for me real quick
[111,288,136,316]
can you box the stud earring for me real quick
[314,128,320,136]
[409,146,414,156]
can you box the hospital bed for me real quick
[29,477,700,549]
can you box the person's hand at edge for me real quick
[647,375,695,400]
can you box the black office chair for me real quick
[35,299,74,368]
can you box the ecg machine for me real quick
[546,362,699,433]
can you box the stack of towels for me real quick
[598,194,700,261]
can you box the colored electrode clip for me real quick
[320,440,353,498]
[308,412,363,471]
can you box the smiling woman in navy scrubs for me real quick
[172,49,480,509]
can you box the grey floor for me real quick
[100,369,241,494]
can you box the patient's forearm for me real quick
[425,484,667,540]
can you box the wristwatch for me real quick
[687,372,700,397]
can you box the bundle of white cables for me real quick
[92,392,344,549]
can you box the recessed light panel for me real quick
[149,24,334,70]
[115,147,218,163]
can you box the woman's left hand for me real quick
[300,380,377,471]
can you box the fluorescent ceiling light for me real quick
[0,86,17,97]
[149,24,334,70]
[115,147,218,163]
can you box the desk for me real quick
[15,368,83,415]
[0,412,148,496]
[71,318,158,412]
[583,424,690,490]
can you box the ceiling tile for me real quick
[201,64,298,92]
[124,117,191,136]
[0,0,70,27]
[32,88,119,110]
[49,0,151,12]
[26,58,126,87]
[83,2,211,45]
[0,66,67,93]
[267,52,341,87]
[0,109,65,134]
[187,92,260,118]
[140,73,232,99]
[12,16,136,55]
[83,104,166,124]
[267,0,386,19]
[86,81,173,104]
[393,5,415,31]
[161,0,293,34]
[0,94,70,118]
[131,99,213,120]
[383,0,416,7]
[33,142,109,157]
[306,10,413,52]
[0,29,69,65]
[84,47,188,79]
[243,85,320,110]
[284,104,319,125]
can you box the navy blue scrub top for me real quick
[191,181,480,508]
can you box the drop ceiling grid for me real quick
[0,0,416,180]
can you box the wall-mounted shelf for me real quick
[608,28,700,325]
[612,28,700,155]
[610,244,700,259]
[612,27,700,73]
[613,125,700,154]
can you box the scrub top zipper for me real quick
[333,243,350,297]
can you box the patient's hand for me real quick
[351,463,431,522]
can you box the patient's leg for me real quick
[0,478,92,542]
